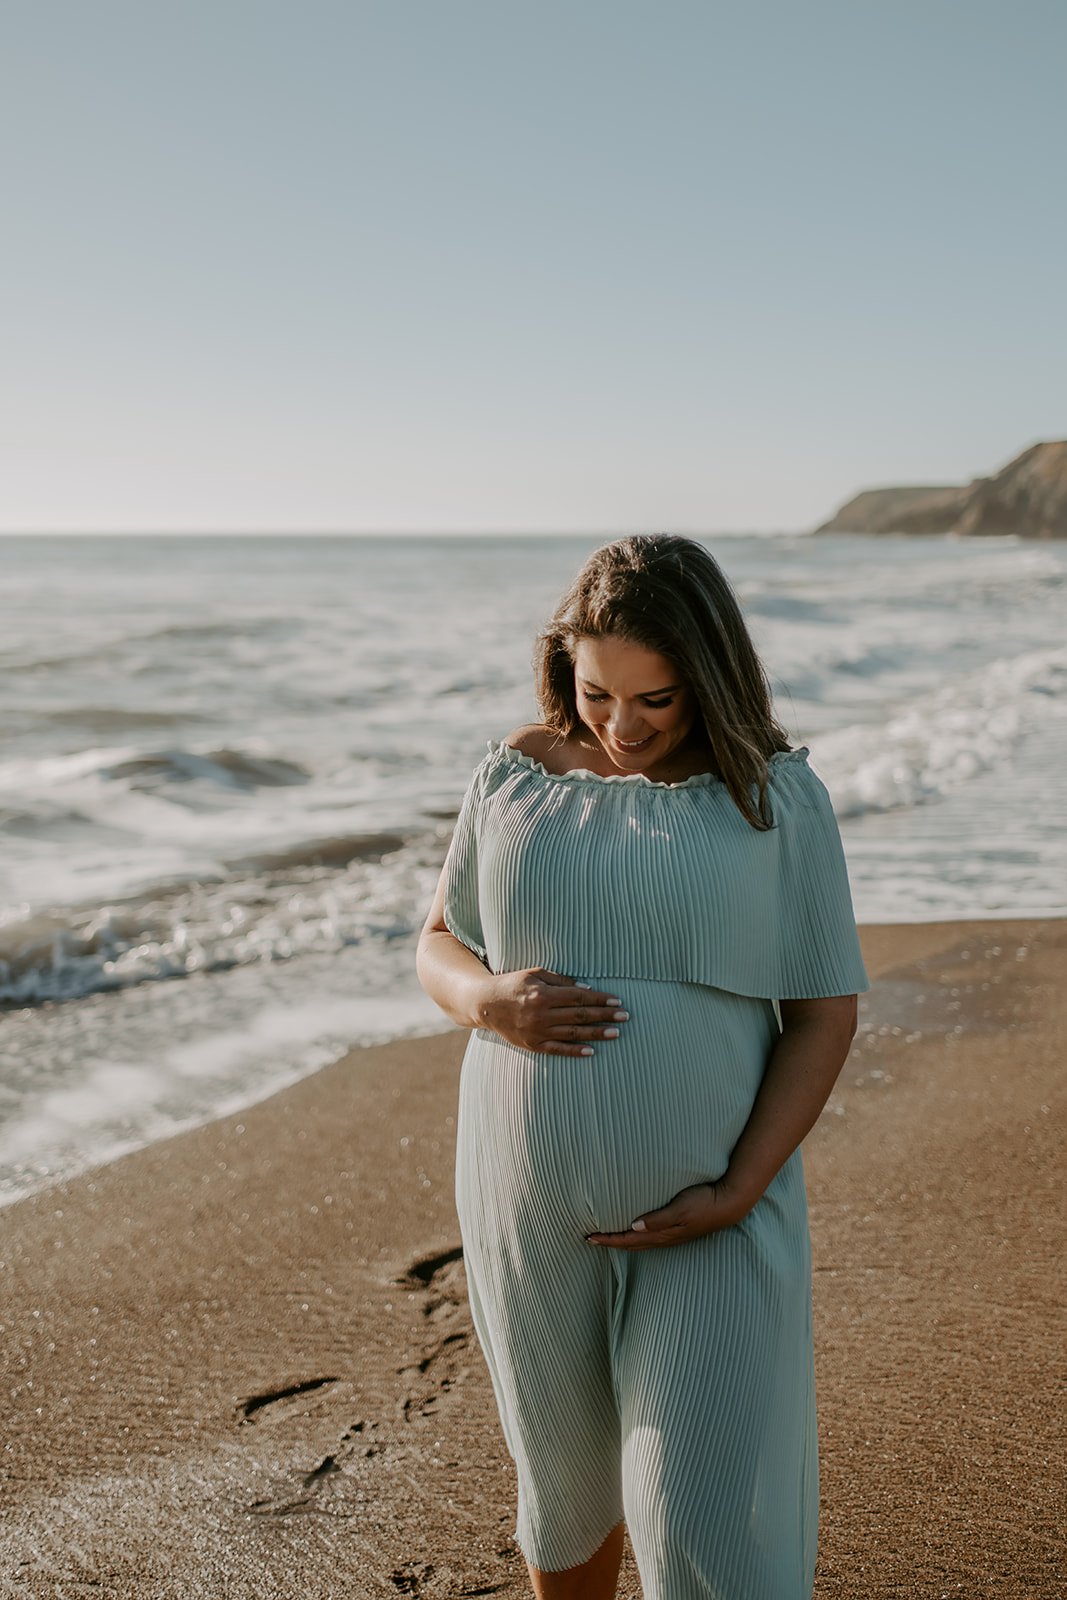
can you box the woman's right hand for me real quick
[476,967,630,1057]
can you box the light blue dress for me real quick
[443,738,870,1598]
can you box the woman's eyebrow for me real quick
[580,679,682,696]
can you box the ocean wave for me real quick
[816,643,1067,819]
[0,615,297,674]
[0,743,314,795]
[222,830,409,873]
[98,746,314,791]
[33,705,209,733]
[0,830,442,1008]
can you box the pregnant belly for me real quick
[455,975,781,1238]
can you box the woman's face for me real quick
[572,634,701,774]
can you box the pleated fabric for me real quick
[445,739,870,1598]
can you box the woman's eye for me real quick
[583,691,674,709]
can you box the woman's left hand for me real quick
[585,1178,752,1250]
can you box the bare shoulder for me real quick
[500,722,555,758]
[500,723,593,776]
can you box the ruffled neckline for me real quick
[486,737,811,791]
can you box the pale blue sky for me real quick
[3,0,1064,534]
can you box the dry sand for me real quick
[0,918,1063,1599]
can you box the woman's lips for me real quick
[613,733,655,752]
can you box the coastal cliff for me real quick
[815,440,1067,538]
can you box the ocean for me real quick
[2,530,1064,1206]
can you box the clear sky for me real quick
[3,0,1064,534]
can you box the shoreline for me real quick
[6,910,1067,1218]
[1,916,1062,1598]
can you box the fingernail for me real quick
[612,1010,629,1021]
[575,982,592,989]
[603,1027,619,1039]
[580,1046,594,1056]
[630,1218,647,1231]
[606,996,622,1006]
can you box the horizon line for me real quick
[0,525,814,539]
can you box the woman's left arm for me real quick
[586,995,858,1250]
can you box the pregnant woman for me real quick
[416,534,870,1600]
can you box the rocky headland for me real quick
[815,439,1067,538]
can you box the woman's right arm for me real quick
[415,862,497,1030]
[415,863,630,1053]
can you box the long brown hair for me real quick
[534,534,794,830]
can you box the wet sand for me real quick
[0,918,1063,1598]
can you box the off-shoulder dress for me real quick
[441,737,870,1599]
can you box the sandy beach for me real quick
[1,916,1063,1599]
